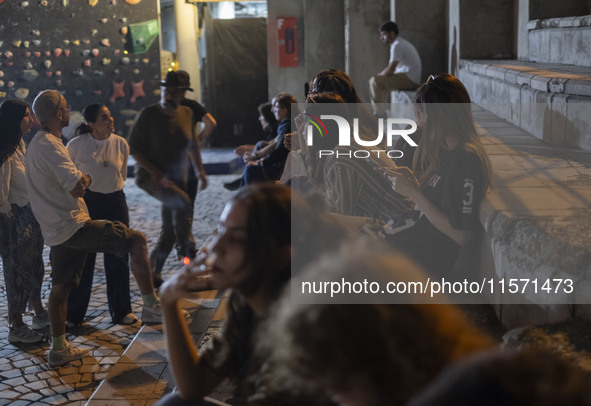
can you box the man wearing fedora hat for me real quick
[129,70,208,287]
[176,71,216,262]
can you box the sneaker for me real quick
[120,313,139,325]
[142,298,163,323]
[48,341,90,367]
[8,324,43,344]
[223,178,242,191]
[142,299,189,323]
[65,320,77,329]
[32,310,50,330]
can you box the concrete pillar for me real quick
[449,0,460,74]
[393,0,446,81]
[174,0,201,101]
[267,0,306,100]
[344,0,390,103]
[517,0,529,60]
[303,0,345,84]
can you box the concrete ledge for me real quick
[458,59,591,151]
[474,106,591,329]
[528,15,591,66]
[88,291,230,404]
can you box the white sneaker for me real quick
[120,313,139,325]
[142,298,163,323]
[65,320,77,329]
[142,298,189,323]
[8,324,43,344]
[48,341,90,367]
[32,310,50,330]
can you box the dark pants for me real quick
[67,190,132,324]
[149,180,197,278]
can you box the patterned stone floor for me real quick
[0,169,238,405]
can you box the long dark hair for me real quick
[74,103,105,137]
[309,69,361,103]
[221,184,344,385]
[0,99,29,166]
[308,69,381,144]
[412,73,491,191]
[257,102,277,129]
[302,92,350,186]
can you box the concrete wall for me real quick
[529,0,590,20]
[267,0,347,102]
[161,5,176,53]
[304,0,346,85]
[267,0,306,100]
[517,0,529,60]
[344,0,390,103]
[394,0,447,81]
[459,0,515,59]
[449,0,460,74]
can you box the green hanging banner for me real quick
[129,19,159,54]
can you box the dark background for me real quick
[203,15,268,147]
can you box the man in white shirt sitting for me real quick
[25,90,163,367]
[369,21,422,117]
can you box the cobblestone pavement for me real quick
[0,173,238,405]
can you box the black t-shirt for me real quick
[386,146,486,275]
[181,98,208,126]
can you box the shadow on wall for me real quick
[542,106,581,150]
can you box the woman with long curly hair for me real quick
[0,99,49,343]
[156,183,344,405]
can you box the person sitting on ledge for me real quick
[224,93,296,190]
[380,73,492,276]
[224,102,278,191]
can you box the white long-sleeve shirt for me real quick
[25,130,90,246]
[0,140,30,214]
[66,133,129,194]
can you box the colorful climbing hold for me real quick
[16,88,29,99]
[130,79,145,103]
[109,80,125,103]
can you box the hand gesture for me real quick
[381,166,420,200]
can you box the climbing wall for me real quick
[0,0,160,138]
